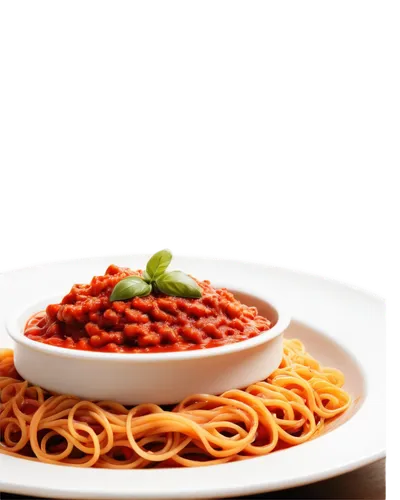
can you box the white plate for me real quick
[0,255,386,499]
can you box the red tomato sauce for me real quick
[24,265,272,353]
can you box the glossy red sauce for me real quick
[24,265,272,353]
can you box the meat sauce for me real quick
[24,265,272,353]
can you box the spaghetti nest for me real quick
[0,340,351,468]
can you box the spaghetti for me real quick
[0,340,351,468]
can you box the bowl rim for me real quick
[6,288,291,362]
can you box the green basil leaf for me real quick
[156,270,202,299]
[142,270,151,283]
[146,249,172,280]
[110,276,152,302]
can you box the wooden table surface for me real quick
[0,458,385,500]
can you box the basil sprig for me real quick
[109,249,202,301]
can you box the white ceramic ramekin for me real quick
[6,289,290,405]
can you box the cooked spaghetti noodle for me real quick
[0,340,350,468]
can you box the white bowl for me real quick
[6,288,290,405]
